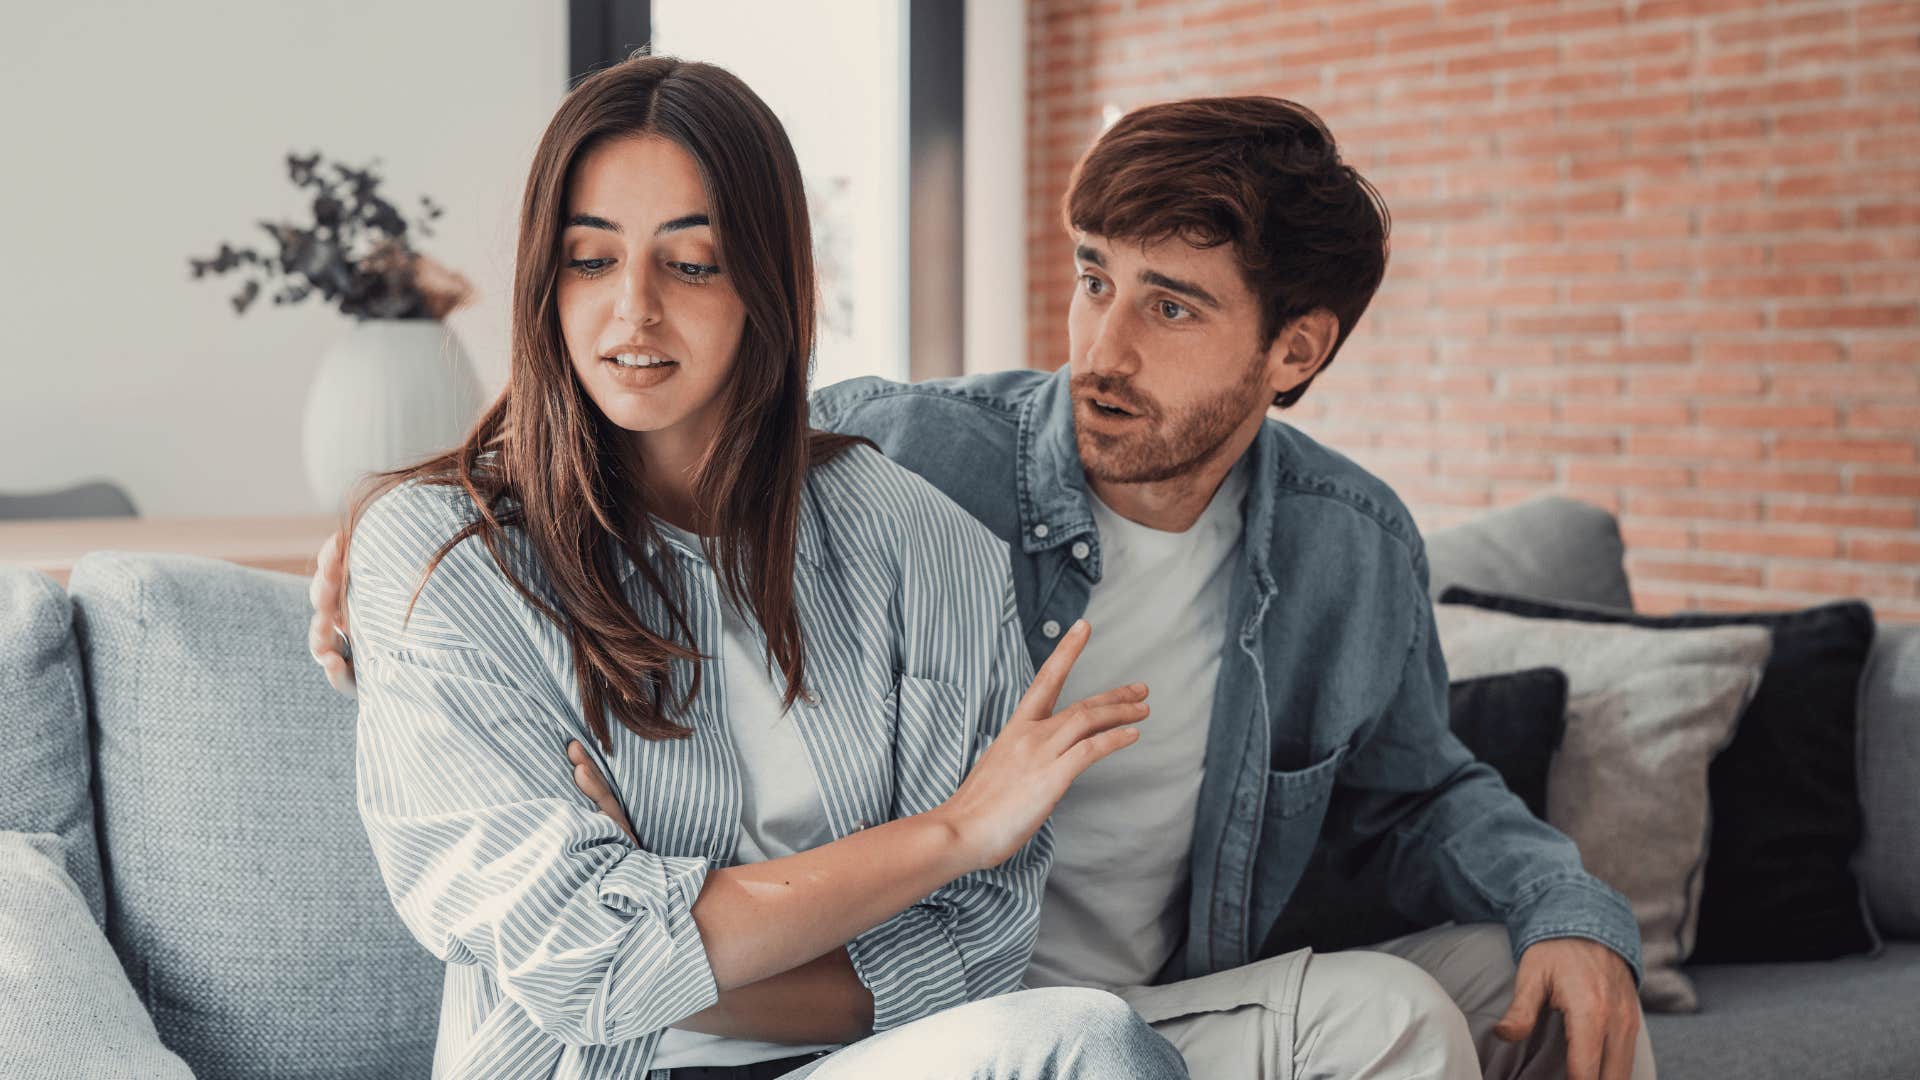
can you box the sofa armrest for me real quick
[0,831,193,1079]
[1857,623,1920,939]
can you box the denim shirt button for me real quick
[1071,541,1090,560]
[1032,523,1050,539]
[1041,619,1062,639]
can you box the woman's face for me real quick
[556,135,744,475]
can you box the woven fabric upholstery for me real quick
[1857,623,1920,938]
[1648,944,1920,1080]
[0,564,105,926]
[0,830,193,1079]
[69,552,440,1080]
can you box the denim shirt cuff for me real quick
[1504,874,1645,987]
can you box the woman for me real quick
[338,55,1185,1079]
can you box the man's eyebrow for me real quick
[562,212,711,236]
[1074,243,1107,268]
[1140,270,1221,310]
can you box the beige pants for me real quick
[1116,923,1657,1080]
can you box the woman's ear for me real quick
[1263,309,1339,399]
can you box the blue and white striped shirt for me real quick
[347,445,1048,1079]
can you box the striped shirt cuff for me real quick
[595,851,719,1039]
[846,903,969,1032]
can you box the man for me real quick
[313,96,1653,1079]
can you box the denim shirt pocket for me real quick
[1250,745,1350,944]
[1267,744,1348,820]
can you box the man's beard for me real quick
[1073,356,1269,485]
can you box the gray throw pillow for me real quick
[1435,605,1771,1013]
[0,831,194,1079]
[0,565,105,927]
[1425,495,1634,610]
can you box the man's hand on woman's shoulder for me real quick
[308,529,357,698]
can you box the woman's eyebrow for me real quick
[561,211,710,236]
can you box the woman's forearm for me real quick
[689,811,970,991]
[671,948,873,1043]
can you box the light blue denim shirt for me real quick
[347,445,1047,1078]
[811,366,1644,986]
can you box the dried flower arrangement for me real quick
[189,151,472,320]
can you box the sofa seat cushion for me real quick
[1647,944,1920,1080]
[0,565,105,925]
[69,552,440,1080]
[1857,623,1920,938]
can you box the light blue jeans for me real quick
[779,987,1188,1079]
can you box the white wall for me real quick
[963,0,1027,376]
[0,1,564,516]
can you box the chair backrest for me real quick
[0,481,138,521]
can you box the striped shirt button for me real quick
[1041,620,1062,639]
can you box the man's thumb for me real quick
[1492,971,1545,1043]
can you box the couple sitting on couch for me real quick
[307,54,1652,1080]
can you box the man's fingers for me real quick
[320,653,357,699]
[1561,1007,1605,1080]
[1599,1011,1639,1080]
[1014,619,1090,721]
[1491,967,1546,1043]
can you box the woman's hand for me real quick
[307,529,357,698]
[932,619,1147,872]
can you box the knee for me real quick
[1009,988,1185,1078]
[1305,950,1476,1066]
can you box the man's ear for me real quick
[1263,309,1340,399]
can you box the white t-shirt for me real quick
[652,525,839,1068]
[1024,461,1247,990]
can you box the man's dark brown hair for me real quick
[1064,96,1391,408]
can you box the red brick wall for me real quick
[1026,0,1920,620]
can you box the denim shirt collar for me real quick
[1017,364,1279,598]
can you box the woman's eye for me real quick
[567,257,613,278]
[1158,299,1191,321]
[670,261,721,283]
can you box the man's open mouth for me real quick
[1089,398,1138,418]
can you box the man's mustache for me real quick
[1071,374,1156,419]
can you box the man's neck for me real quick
[1085,411,1264,533]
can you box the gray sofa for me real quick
[1,495,1915,1079]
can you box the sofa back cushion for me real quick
[0,565,106,926]
[68,552,439,1080]
[1425,495,1635,610]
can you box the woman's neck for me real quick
[628,431,707,534]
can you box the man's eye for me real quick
[1080,273,1105,296]
[1159,299,1191,320]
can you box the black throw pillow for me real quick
[1261,667,1569,958]
[1438,586,1878,964]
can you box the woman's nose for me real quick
[613,265,662,327]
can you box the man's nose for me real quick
[1084,308,1140,376]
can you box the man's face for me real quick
[1066,233,1277,485]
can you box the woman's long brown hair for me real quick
[347,55,865,749]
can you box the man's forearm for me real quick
[671,948,873,1044]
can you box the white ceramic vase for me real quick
[301,318,484,510]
